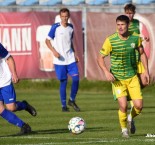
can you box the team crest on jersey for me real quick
[131,43,135,48]
[117,89,121,95]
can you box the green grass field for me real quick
[0,79,155,145]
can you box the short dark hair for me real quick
[59,8,70,16]
[116,15,130,24]
[124,3,136,12]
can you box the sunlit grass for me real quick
[0,79,154,145]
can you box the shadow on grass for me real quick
[130,133,147,137]
[0,127,111,137]
[33,126,110,135]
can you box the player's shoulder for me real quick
[108,32,118,40]
[0,43,7,50]
[131,32,140,37]
[0,43,9,58]
[52,22,61,29]
[130,32,141,42]
[133,19,140,23]
[68,23,73,29]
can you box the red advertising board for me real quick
[0,11,84,79]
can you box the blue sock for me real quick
[0,109,24,128]
[60,79,67,107]
[16,101,27,111]
[70,75,79,101]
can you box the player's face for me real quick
[116,20,128,36]
[125,10,135,21]
[60,12,69,25]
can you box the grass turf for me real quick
[0,79,155,145]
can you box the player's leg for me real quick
[60,79,68,111]
[127,99,142,134]
[128,60,146,116]
[4,83,37,116]
[55,64,69,112]
[67,62,80,112]
[112,80,129,138]
[128,63,145,129]
[128,75,143,134]
[0,88,31,135]
[129,100,134,119]
[118,97,129,138]
[130,99,143,118]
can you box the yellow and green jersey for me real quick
[129,19,145,73]
[129,19,140,34]
[100,32,142,80]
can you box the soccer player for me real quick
[124,3,150,134]
[124,3,149,41]
[45,8,80,112]
[0,43,37,135]
[124,3,149,87]
[97,15,149,138]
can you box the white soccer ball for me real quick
[68,117,86,134]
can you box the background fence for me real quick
[1,0,155,82]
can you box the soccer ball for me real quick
[68,117,86,134]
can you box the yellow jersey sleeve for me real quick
[137,36,145,73]
[132,32,142,47]
[99,38,112,56]
[137,61,145,73]
[138,37,142,47]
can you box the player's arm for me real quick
[70,29,79,62]
[138,45,149,85]
[97,54,115,82]
[97,38,115,82]
[45,38,60,58]
[71,40,79,62]
[6,55,19,84]
[45,24,60,58]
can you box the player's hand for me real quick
[104,71,115,82]
[75,55,79,63]
[53,50,60,58]
[140,72,150,86]
[12,73,19,84]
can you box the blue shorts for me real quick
[54,62,79,80]
[0,83,16,104]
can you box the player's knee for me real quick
[0,107,5,114]
[6,105,16,112]
[134,103,143,111]
[134,106,142,115]
[60,79,67,83]
[72,74,79,82]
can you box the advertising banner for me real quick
[0,11,84,79]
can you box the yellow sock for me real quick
[118,110,127,129]
[130,106,141,118]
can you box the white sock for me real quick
[127,114,132,122]
[122,128,128,132]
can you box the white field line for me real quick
[0,136,155,145]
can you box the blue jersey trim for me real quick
[48,23,74,39]
[0,43,8,58]
[48,23,60,39]
[68,23,74,39]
